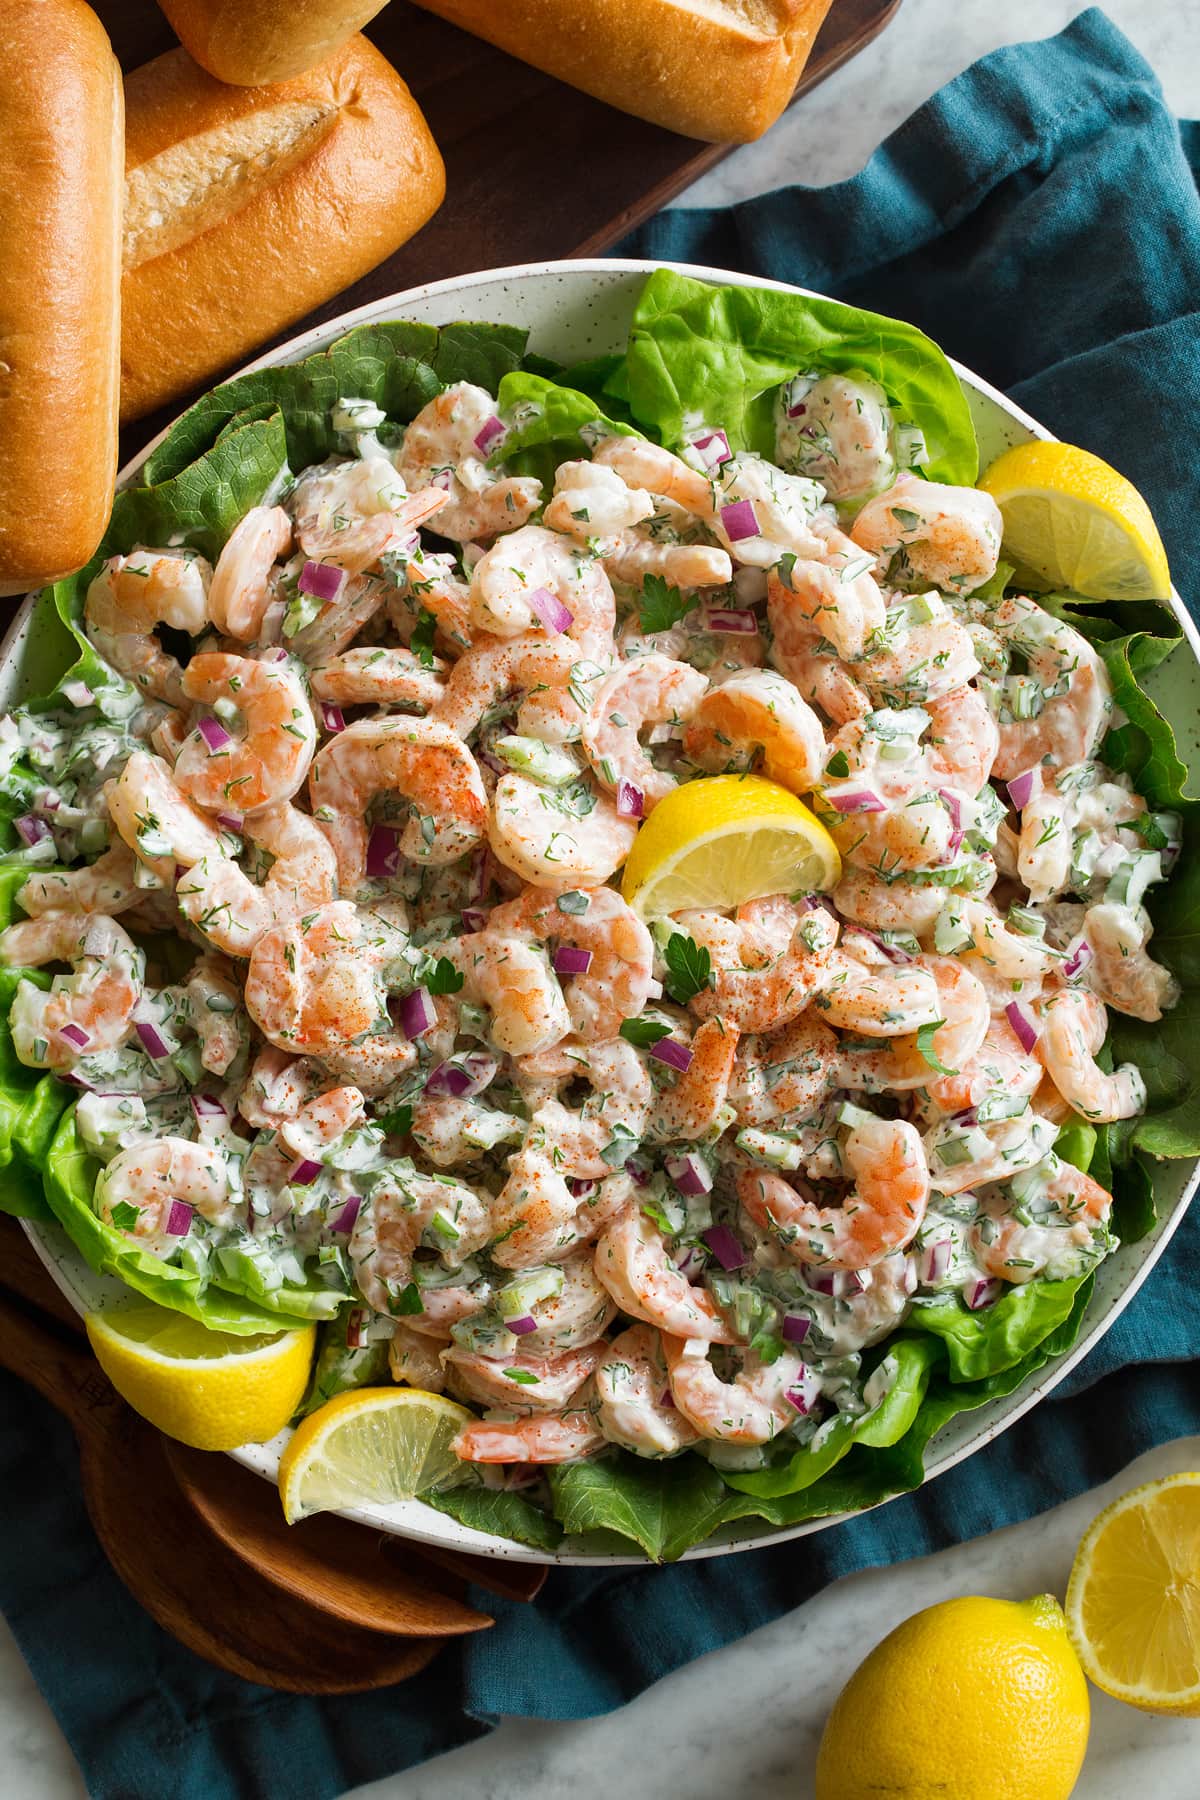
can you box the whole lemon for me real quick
[815,1594,1090,1800]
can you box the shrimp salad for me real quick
[0,270,1188,1556]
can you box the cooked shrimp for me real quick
[450,1407,605,1465]
[1037,987,1146,1122]
[730,1012,840,1127]
[488,769,637,888]
[507,1250,617,1355]
[490,1144,632,1268]
[596,1324,700,1456]
[662,1334,814,1446]
[971,1156,1114,1284]
[309,715,488,890]
[766,532,887,661]
[925,1111,1059,1196]
[348,1168,492,1314]
[818,950,943,1035]
[924,684,999,794]
[681,900,839,1034]
[836,957,990,1093]
[833,864,995,936]
[646,1016,740,1142]
[177,801,338,956]
[441,927,570,1057]
[208,506,293,641]
[603,534,733,591]
[851,475,1002,595]
[173,652,316,815]
[775,370,898,508]
[433,633,587,743]
[183,953,246,1075]
[707,455,828,567]
[682,670,824,793]
[18,842,140,918]
[850,603,980,707]
[443,1343,603,1413]
[986,596,1114,778]
[2,912,143,1071]
[543,459,654,539]
[394,383,542,541]
[290,455,448,574]
[1080,902,1179,1023]
[531,1038,654,1179]
[244,900,416,1094]
[593,1208,734,1342]
[309,646,447,709]
[106,749,229,886]
[922,1012,1043,1116]
[768,639,870,727]
[953,898,1055,1005]
[487,884,654,1041]
[277,1084,365,1161]
[85,548,213,702]
[385,546,473,653]
[738,1115,929,1270]
[94,1137,240,1257]
[580,655,707,810]
[237,1045,327,1129]
[470,524,616,655]
[288,570,394,664]
[389,1323,447,1392]
[592,436,714,516]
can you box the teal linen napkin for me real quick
[2,12,1198,1795]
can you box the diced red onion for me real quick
[720,499,760,542]
[266,647,289,663]
[803,1263,867,1299]
[1005,999,1041,1054]
[1005,768,1038,811]
[649,1037,692,1073]
[473,415,507,456]
[320,704,346,736]
[1063,937,1093,982]
[528,586,574,635]
[826,787,886,814]
[966,1277,1003,1312]
[922,1238,953,1284]
[689,428,730,471]
[425,1050,502,1101]
[953,1106,979,1128]
[507,1315,538,1337]
[702,1225,745,1271]
[674,1244,705,1281]
[568,1178,598,1200]
[215,812,244,833]
[659,1387,677,1409]
[782,1313,811,1344]
[703,608,759,635]
[625,1157,652,1188]
[197,715,232,755]
[425,1062,473,1098]
[14,814,50,847]
[430,467,454,492]
[61,680,93,708]
[289,1158,323,1186]
[165,1200,194,1237]
[398,986,437,1039]
[616,780,644,820]
[190,1093,228,1120]
[938,789,964,856]
[844,925,913,965]
[330,1195,362,1234]
[59,1022,90,1049]
[785,1368,821,1414]
[666,1151,712,1197]
[461,907,489,933]
[554,945,593,976]
[298,560,344,602]
[366,824,402,880]
[787,399,809,419]
[135,1019,170,1061]
[346,1307,367,1350]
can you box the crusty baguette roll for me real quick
[0,0,122,597]
[408,0,832,143]
[121,38,445,422]
[157,0,392,86]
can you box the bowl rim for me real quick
[13,256,1199,1566]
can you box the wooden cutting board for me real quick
[94,0,901,457]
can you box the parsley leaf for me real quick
[662,932,713,1006]
[379,1103,414,1137]
[639,574,698,635]
[391,1281,423,1316]
[108,1201,140,1231]
[825,750,850,779]
[425,956,465,996]
[915,1019,955,1076]
[620,1016,674,1047]
[410,609,438,668]
[503,1368,541,1385]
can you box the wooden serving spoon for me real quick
[0,1287,449,1691]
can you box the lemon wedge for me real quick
[86,1301,315,1451]
[1066,1471,1200,1714]
[620,774,841,919]
[979,439,1171,599]
[278,1387,472,1524]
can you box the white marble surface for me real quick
[3,4,1200,1797]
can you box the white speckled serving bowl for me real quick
[9,260,1199,1565]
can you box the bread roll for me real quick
[408,0,832,142]
[121,38,445,422]
[0,0,122,597]
[157,0,391,86]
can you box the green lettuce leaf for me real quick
[904,1276,1086,1382]
[623,267,978,483]
[425,1482,563,1553]
[43,1110,336,1333]
[549,1447,728,1562]
[143,320,528,485]
[493,371,636,488]
[0,865,70,1219]
[299,1311,390,1415]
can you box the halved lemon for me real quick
[1065,1471,1200,1713]
[86,1301,315,1451]
[278,1387,472,1524]
[979,440,1171,599]
[621,774,841,919]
